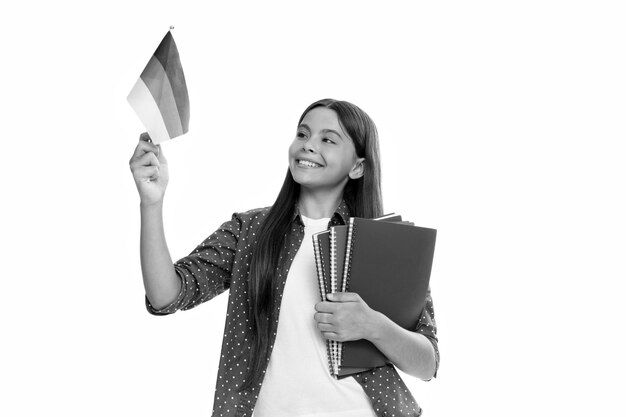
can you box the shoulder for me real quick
[207,207,271,243]
[239,206,272,216]
[230,206,272,228]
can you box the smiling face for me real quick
[288,107,364,195]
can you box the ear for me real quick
[348,158,365,180]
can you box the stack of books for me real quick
[312,214,437,378]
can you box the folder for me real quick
[314,215,436,377]
[340,217,436,376]
[313,213,437,378]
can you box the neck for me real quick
[297,187,343,219]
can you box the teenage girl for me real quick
[129,99,439,417]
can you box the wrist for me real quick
[366,310,390,343]
[140,199,164,212]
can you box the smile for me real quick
[297,159,323,168]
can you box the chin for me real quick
[291,173,312,187]
[290,171,318,189]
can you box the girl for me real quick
[129,99,439,417]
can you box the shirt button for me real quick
[362,376,369,383]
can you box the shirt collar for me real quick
[292,199,351,227]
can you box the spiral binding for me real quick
[329,227,339,375]
[312,233,326,300]
[333,217,357,376]
[312,232,334,375]
[330,228,337,294]
[343,218,356,293]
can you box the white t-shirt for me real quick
[254,215,376,417]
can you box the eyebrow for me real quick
[321,128,344,140]
[298,124,345,141]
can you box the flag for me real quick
[127,30,189,144]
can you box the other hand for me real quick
[314,292,381,342]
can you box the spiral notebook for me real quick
[314,214,436,377]
[313,214,404,375]
[340,218,437,375]
[312,229,335,374]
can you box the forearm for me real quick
[140,202,181,309]
[368,312,437,380]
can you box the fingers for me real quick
[134,165,161,182]
[314,312,333,324]
[315,301,337,313]
[130,133,161,163]
[318,324,335,335]
[320,331,340,341]
[130,149,161,183]
[314,307,347,341]
[130,150,160,172]
[316,322,334,331]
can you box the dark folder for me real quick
[337,217,437,375]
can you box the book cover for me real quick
[339,218,437,371]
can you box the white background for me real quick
[2,1,625,416]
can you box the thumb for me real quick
[156,144,167,163]
[139,132,152,143]
[327,292,360,302]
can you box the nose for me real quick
[302,136,319,153]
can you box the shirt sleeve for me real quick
[145,213,242,315]
[414,287,439,379]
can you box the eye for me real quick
[322,137,336,144]
[296,131,308,139]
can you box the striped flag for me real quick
[127,30,189,144]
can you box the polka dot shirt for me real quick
[145,201,439,417]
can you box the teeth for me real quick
[298,160,321,168]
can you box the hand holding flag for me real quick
[127,30,190,144]
[129,133,169,206]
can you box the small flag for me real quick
[127,30,190,144]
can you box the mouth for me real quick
[296,159,323,168]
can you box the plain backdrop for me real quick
[2,1,625,416]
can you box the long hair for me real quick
[241,99,383,391]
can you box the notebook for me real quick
[313,214,434,377]
[335,217,437,376]
[313,214,403,375]
[312,229,334,374]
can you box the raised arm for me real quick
[129,133,180,309]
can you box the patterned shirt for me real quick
[146,201,439,417]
